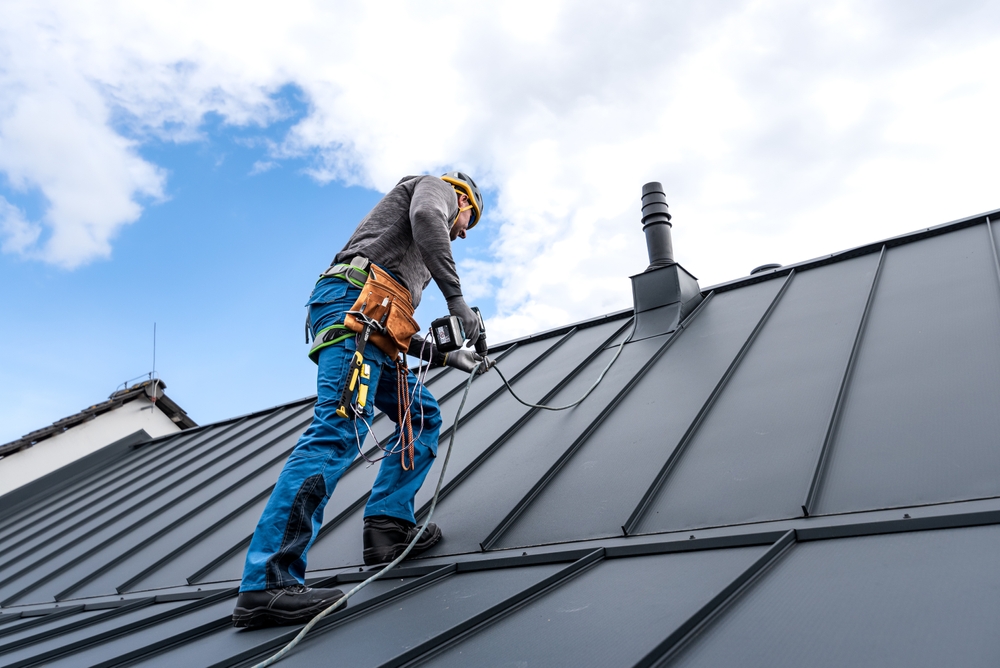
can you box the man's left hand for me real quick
[443,348,489,375]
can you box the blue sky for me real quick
[2,2,1000,443]
[0,88,499,442]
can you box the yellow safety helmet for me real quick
[441,171,483,228]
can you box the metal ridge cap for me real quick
[703,206,1000,294]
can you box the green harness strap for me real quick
[308,324,353,363]
[306,261,372,363]
[317,263,369,289]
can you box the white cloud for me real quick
[0,3,166,268]
[249,160,277,175]
[1,1,1000,334]
[0,197,40,254]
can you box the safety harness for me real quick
[306,257,371,363]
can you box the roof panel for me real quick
[138,575,423,667]
[0,607,114,651]
[229,564,565,668]
[669,525,1000,668]
[0,599,190,667]
[637,253,879,533]
[66,432,301,601]
[0,407,313,606]
[411,331,599,513]
[497,279,784,549]
[40,596,234,668]
[0,406,310,606]
[419,318,635,557]
[478,332,672,550]
[426,546,767,668]
[0,411,274,558]
[0,425,207,545]
[817,223,1000,514]
[124,490,271,593]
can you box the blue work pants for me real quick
[240,277,441,592]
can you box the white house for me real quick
[0,379,195,498]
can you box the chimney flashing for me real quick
[630,263,701,313]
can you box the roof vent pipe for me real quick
[629,181,702,341]
[641,182,674,270]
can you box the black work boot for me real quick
[363,515,442,565]
[232,584,346,628]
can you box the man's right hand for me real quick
[446,295,481,343]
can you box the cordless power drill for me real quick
[431,306,488,357]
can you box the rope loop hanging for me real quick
[396,358,415,470]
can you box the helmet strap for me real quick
[447,181,479,226]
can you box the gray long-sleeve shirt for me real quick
[333,175,462,308]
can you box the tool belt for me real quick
[308,257,419,362]
[320,260,420,469]
[344,263,419,360]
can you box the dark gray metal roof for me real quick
[3,208,1000,666]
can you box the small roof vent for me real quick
[750,263,782,275]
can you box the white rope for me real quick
[491,318,635,411]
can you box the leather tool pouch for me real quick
[344,264,419,359]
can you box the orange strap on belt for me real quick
[396,360,415,471]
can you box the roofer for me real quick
[232,172,487,628]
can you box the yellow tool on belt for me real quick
[336,297,389,419]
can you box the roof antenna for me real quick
[150,323,159,406]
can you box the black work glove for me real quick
[446,295,481,344]
[443,348,489,375]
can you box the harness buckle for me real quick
[320,259,369,288]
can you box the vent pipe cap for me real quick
[640,182,674,269]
